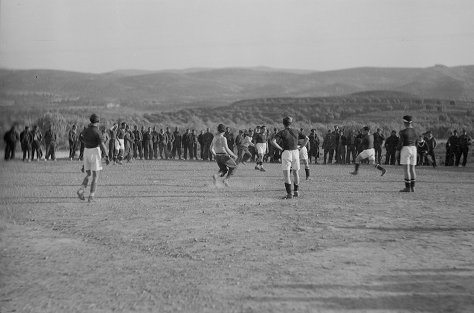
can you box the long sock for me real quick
[404,179,410,189]
[81,177,89,190]
[305,168,310,179]
[284,183,292,194]
[375,164,385,172]
[294,184,299,192]
[354,163,360,173]
[410,179,415,191]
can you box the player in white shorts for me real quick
[298,133,311,180]
[350,126,386,176]
[396,115,418,192]
[271,117,309,199]
[77,114,109,202]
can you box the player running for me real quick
[254,125,268,172]
[77,114,110,202]
[210,124,238,187]
[350,126,387,176]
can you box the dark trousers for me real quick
[31,142,42,160]
[22,145,31,161]
[159,143,168,159]
[4,142,16,160]
[202,143,212,160]
[69,141,77,159]
[172,145,182,159]
[324,149,334,164]
[385,148,396,165]
[183,143,193,160]
[338,146,346,164]
[133,141,143,159]
[427,150,437,167]
[143,141,153,160]
[457,147,469,166]
[216,154,237,177]
[153,142,158,159]
[192,144,197,160]
[108,140,116,161]
[45,143,55,160]
[375,146,382,164]
[346,145,357,164]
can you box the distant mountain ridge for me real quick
[1,65,473,109]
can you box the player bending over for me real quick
[77,114,109,202]
[350,126,386,176]
[210,124,238,187]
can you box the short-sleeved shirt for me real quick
[82,125,104,149]
[274,128,303,150]
[398,128,417,148]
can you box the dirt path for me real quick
[1,160,473,312]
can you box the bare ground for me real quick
[1,158,473,313]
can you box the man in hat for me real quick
[271,117,309,199]
[77,114,109,202]
[350,126,387,176]
[396,115,418,192]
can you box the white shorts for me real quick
[118,139,125,150]
[281,149,300,171]
[299,146,308,161]
[83,147,103,171]
[357,148,376,163]
[256,143,266,155]
[400,146,417,165]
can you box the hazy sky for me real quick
[1,0,473,73]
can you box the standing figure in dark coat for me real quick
[44,126,57,160]
[20,126,33,162]
[172,127,182,159]
[31,125,43,161]
[384,130,399,165]
[202,128,214,161]
[68,124,78,160]
[4,124,20,160]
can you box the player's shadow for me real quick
[247,267,474,312]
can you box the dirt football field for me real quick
[1,158,474,313]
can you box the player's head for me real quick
[217,124,226,133]
[362,126,370,133]
[90,114,100,124]
[283,116,293,127]
[402,115,412,126]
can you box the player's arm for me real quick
[300,135,309,149]
[271,138,283,151]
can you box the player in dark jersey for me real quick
[77,114,109,202]
[271,117,309,199]
[396,115,418,192]
[350,126,386,176]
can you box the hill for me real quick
[1,65,474,111]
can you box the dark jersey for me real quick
[398,128,417,149]
[274,128,302,150]
[361,134,374,150]
[82,125,104,148]
[254,132,267,144]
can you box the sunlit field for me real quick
[1,158,473,313]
